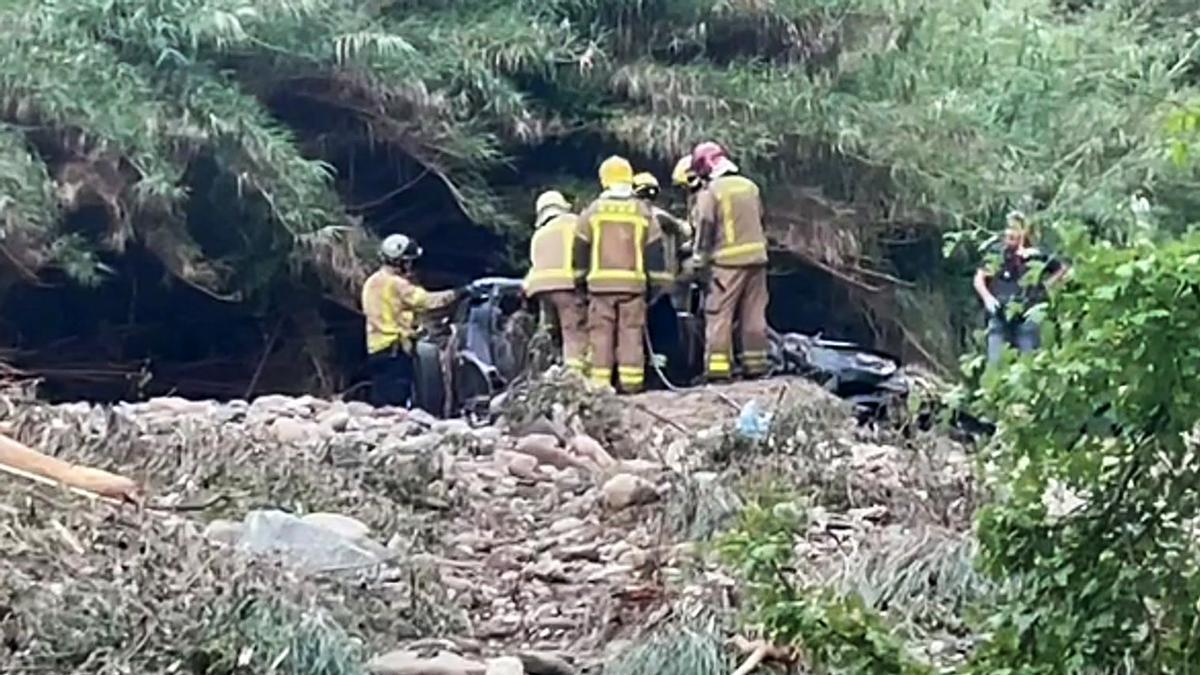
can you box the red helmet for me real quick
[690,141,727,178]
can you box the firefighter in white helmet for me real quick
[360,233,464,406]
[523,190,587,375]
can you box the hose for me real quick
[644,325,687,393]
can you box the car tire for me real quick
[412,340,447,416]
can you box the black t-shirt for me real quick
[982,242,1063,307]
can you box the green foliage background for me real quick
[0,0,1196,363]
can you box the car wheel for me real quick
[412,340,446,416]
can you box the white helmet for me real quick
[535,190,570,216]
[380,233,421,264]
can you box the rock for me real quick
[556,542,601,562]
[569,434,616,468]
[368,650,486,675]
[548,516,584,535]
[318,408,351,432]
[495,450,540,481]
[616,546,649,568]
[269,417,318,444]
[390,433,441,454]
[407,408,437,426]
[300,512,370,540]
[143,396,213,416]
[202,518,243,545]
[472,426,502,443]
[600,473,659,510]
[485,656,525,675]
[433,419,472,435]
[514,416,570,443]
[527,558,568,583]
[615,458,662,476]
[515,435,591,471]
[252,394,296,414]
[347,400,375,417]
[517,651,576,675]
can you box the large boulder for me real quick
[367,650,487,675]
[601,474,659,511]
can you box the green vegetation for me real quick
[970,227,1200,673]
[718,495,933,674]
[6,0,1200,670]
[1,0,1196,369]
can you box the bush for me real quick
[969,226,1200,673]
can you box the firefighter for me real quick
[634,171,691,385]
[633,171,693,291]
[576,156,655,393]
[671,155,704,283]
[361,233,462,407]
[688,141,771,381]
[523,190,587,375]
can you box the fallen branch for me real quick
[0,432,142,504]
[629,400,688,434]
[729,636,794,675]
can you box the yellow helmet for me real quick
[671,155,700,190]
[598,156,634,189]
[633,172,659,189]
[633,172,659,200]
[535,190,570,216]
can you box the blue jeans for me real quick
[986,315,1040,364]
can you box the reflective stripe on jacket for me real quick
[524,213,583,296]
[694,174,768,267]
[577,192,653,294]
[361,267,454,354]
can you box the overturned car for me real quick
[409,276,911,421]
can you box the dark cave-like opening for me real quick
[0,244,362,402]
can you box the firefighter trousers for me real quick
[539,289,588,375]
[588,292,646,393]
[705,265,770,379]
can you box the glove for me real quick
[681,256,710,283]
[983,296,1003,318]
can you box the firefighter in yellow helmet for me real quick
[634,171,693,292]
[672,155,705,279]
[575,156,656,393]
[361,233,463,407]
[634,170,693,385]
[523,190,587,375]
[689,142,771,381]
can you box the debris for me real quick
[734,401,772,442]
[601,473,659,511]
[237,509,390,573]
[730,636,794,675]
[301,512,371,540]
